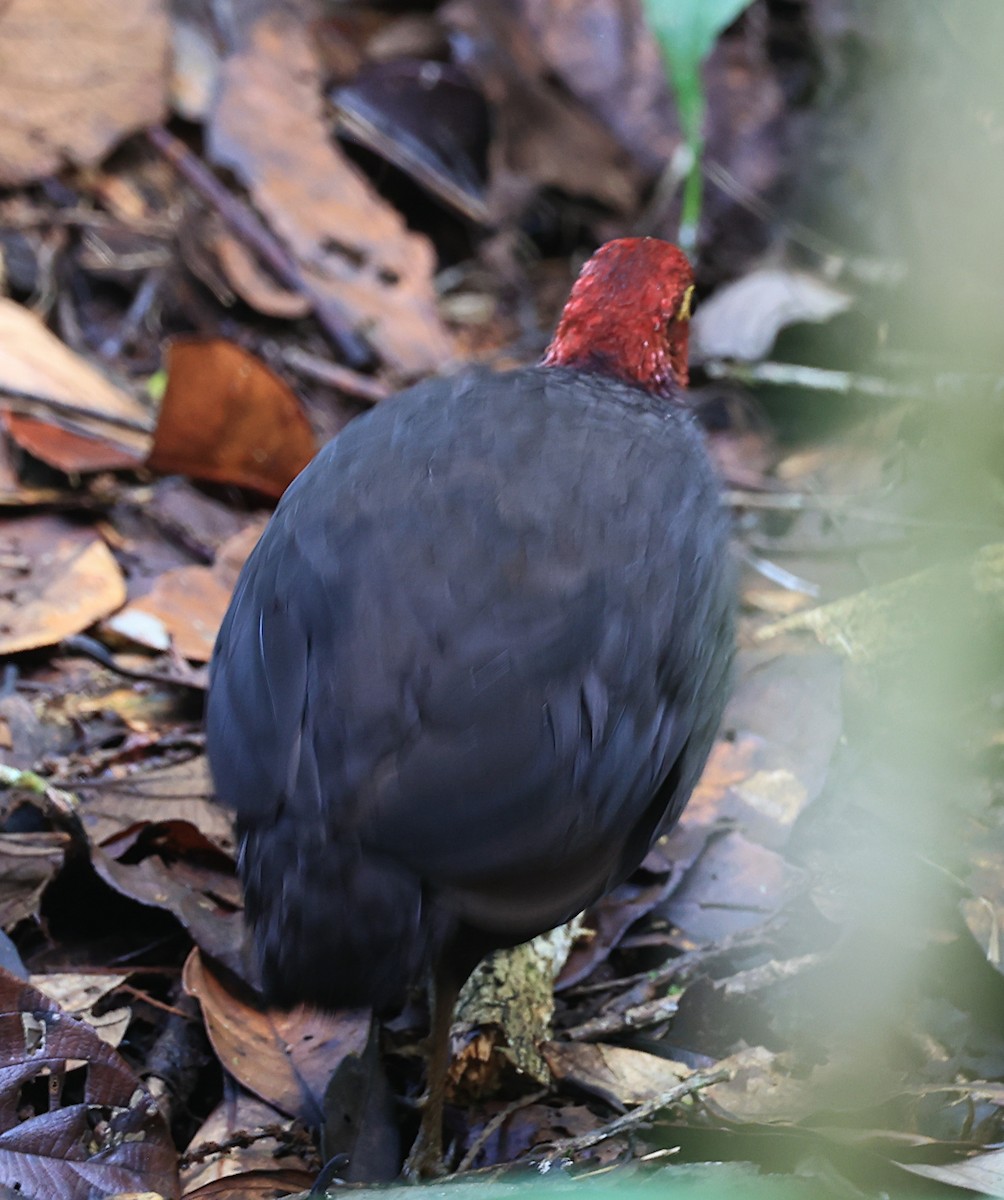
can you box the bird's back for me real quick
[207,364,733,1010]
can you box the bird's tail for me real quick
[238,824,429,1013]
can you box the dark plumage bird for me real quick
[206,237,735,1172]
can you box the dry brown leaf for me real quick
[147,340,315,499]
[207,2,453,375]
[0,299,151,455]
[79,757,230,852]
[514,0,679,172]
[183,948,371,1120]
[30,973,130,1049]
[2,412,143,474]
[108,520,266,663]
[91,820,244,973]
[542,1041,691,1108]
[117,566,234,664]
[212,233,312,320]
[443,0,642,219]
[0,832,69,928]
[0,968,179,1198]
[0,0,169,186]
[0,514,126,655]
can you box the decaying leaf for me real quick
[0,515,126,655]
[0,0,169,186]
[0,967,178,1199]
[90,820,244,973]
[147,340,315,499]
[452,919,584,1094]
[183,949,372,1121]
[207,2,452,375]
[107,519,267,663]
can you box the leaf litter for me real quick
[0,1,1001,1197]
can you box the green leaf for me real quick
[641,0,754,251]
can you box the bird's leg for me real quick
[402,960,463,1180]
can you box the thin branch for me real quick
[540,1066,729,1160]
[145,125,373,368]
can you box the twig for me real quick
[741,549,820,597]
[145,125,373,368]
[564,994,679,1043]
[703,359,915,398]
[540,1066,729,1160]
[280,345,392,404]
[455,1088,549,1174]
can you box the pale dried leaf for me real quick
[691,269,852,363]
[0,515,126,654]
[542,1042,691,1108]
[0,299,150,454]
[208,4,452,374]
[0,0,169,186]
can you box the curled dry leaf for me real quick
[0,515,126,655]
[207,4,452,375]
[0,967,178,1199]
[182,949,372,1121]
[147,340,315,500]
[2,413,144,474]
[0,0,169,186]
[90,820,244,974]
[0,299,151,456]
[108,520,267,663]
[691,268,853,363]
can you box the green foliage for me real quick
[641,0,754,252]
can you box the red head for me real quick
[542,238,694,396]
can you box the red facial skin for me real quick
[542,238,694,395]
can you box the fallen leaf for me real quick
[0,0,169,186]
[443,0,642,220]
[0,514,126,655]
[901,1147,1004,1197]
[181,1092,314,1197]
[0,832,69,928]
[79,757,230,852]
[91,820,244,974]
[515,0,679,172]
[0,967,178,1199]
[0,299,151,455]
[147,340,315,499]
[183,949,371,1121]
[29,973,130,1049]
[207,3,453,374]
[542,1042,691,1108]
[108,520,266,662]
[691,268,853,363]
[2,413,143,474]
[662,830,804,943]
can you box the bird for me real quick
[206,237,735,1175]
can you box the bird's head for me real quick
[542,238,694,396]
